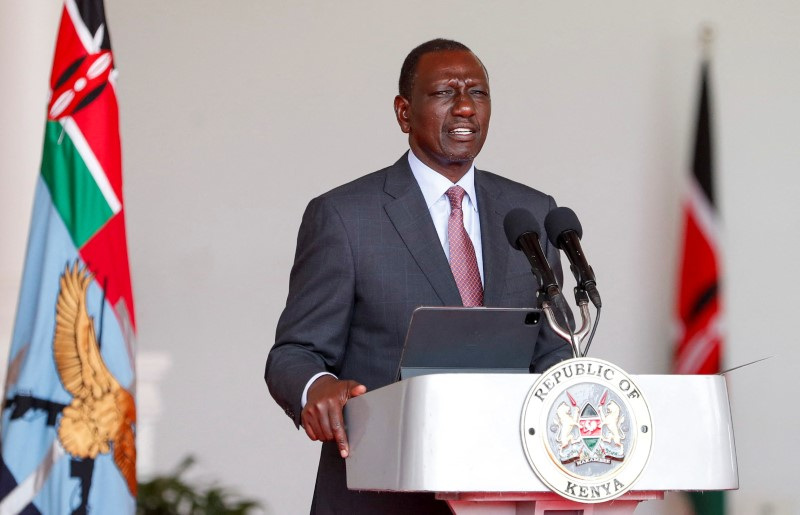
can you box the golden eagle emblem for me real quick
[54,262,137,495]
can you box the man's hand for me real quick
[301,375,367,458]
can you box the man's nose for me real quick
[451,91,476,117]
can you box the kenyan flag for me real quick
[673,59,725,514]
[0,1,136,513]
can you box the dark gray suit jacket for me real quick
[266,154,572,514]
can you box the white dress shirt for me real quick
[301,150,485,407]
[407,149,484,284]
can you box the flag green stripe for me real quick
[689,491,725,515]
[40,120,113,248]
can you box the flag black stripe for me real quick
[0,456,43,514]
[688,282,718,323]
[54,57,85,90]
[693,62,714,206]
[75,0,111,50]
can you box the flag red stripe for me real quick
[80,211,136,329]
[72,87,123,198]
[50,6,87,89]
[674,198,721,375]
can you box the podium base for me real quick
[437,491,664,515]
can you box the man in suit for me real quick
[265,39,573,514]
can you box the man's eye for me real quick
[471,89,489,96]
[434,90,452,96]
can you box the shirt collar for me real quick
[407,150,478,212]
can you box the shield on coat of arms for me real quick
[579,403,602,451]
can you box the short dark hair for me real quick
[398,39,479,100]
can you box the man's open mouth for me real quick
[448,127,477,136]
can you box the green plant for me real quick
[137,456,261,515]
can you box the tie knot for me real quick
[446,186,466,210]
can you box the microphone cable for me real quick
[559,301,580,359]
[582,305,601,357]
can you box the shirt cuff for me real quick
[301,372,337,408]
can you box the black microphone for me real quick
[503,208,565,308]
[544,207,602,308]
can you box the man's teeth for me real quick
[450,128,473,134]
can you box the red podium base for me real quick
[438,490,664,514]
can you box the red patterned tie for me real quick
[446,186,484,307]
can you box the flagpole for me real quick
[679,21,726,515]
[700,24,714,62]
[98,276,108,349]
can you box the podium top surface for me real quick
[344,373,738,494]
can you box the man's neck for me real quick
[408,146,474,183]
[408,151,477,213]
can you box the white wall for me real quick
[1,1,798,514]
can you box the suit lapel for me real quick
[384,155,462,306]
[476,170,510,306]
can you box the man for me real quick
[266,39,572,514]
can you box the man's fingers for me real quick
[301,408,324,441]
[301,377,367,457]
[329,410,350,458]
[315,406,336,442]
[348,382,367,398]
[302,402,334,442]
[303,420,319,441]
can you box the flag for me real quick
[673,61,725,513]
[0,0,136,513]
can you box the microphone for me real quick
[503,208,565,308]
[544,207,602,308]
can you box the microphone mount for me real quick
[504,207,602,359]
[540,289,594,358]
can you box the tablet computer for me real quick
[397,306,542,380]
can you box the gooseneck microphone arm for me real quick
[559,229,602,308]
[503,208,580,358]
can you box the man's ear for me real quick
[394,95,411,133]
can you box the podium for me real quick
[344,373,738,514]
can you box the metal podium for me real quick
[344,373,738,514]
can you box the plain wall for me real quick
[2,1,798,514]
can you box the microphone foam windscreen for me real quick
[544,207,583,247]
[503,208,541,250]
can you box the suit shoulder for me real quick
[313,165,392,205]
[477,169,557,206]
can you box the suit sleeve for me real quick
[265,196,355,427]
[530,194,575,372]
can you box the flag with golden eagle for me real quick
[0,0,136,513]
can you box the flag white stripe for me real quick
[64,0,97,54]
[62,117,122,214]
[686,176,721,251]
[675,313,723,374]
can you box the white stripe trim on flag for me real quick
[0,441,65,515]
[62,117,122,214]
[109,68,119,93]
[675,313,724,374]
[64,0,98,54]
[686,176,721,251]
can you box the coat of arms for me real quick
[520,358,653,503]
[552,389,626,465]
